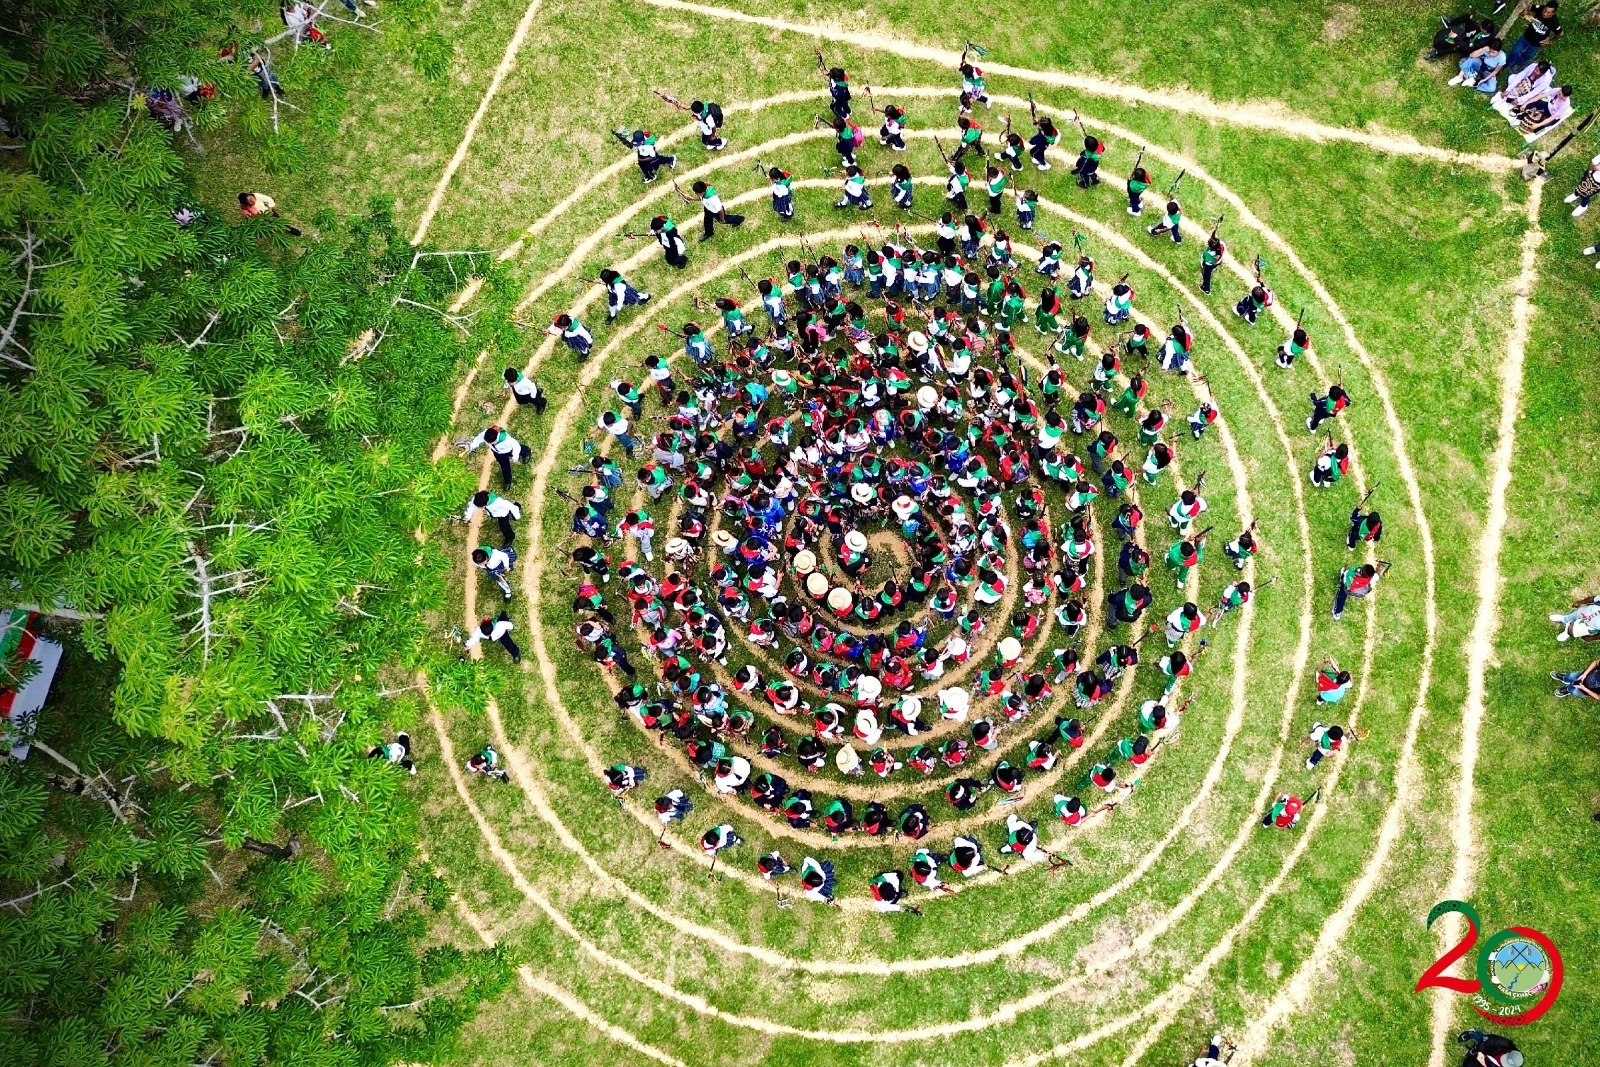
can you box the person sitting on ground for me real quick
[1550,591,1600,641]
[1448,36,1507,93]
[1429,11,1493,60]
[1553,657,1600,699]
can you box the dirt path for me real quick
[1424,180,1546,1067]
[641,0,1517,173]
[410,0,547,245]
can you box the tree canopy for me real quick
[1,2,512,1063]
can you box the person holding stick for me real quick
[688,99,726,150]
[677,180,744,241]
[1332,560,1388,620]
[612,127,675,184]
[819,52,852,119]
[1027,95,1059,169]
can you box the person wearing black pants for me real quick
[465,612,520,663]
[367,733,415,774]
[679,180,744,241]
[1306,385,1350,433]
[460,424,530,491]
[1200,235,1226,295]
[463,489,521,547]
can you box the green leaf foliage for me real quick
[0,1,510,1064]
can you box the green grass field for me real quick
[198,1,1600,1063]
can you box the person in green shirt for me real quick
[1072,134,1105,189]
[985,164,1008,213]
[1277,326,1311,369]
[1148,197,1183,243]
[1127,163,1151,215]
[767,166,794,219]
[1200,234,1226,294]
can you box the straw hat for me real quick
[891,495,916,521]
[805,572,830,598]
[998,636,1022,663]
[907,331,929,353]
[851,483,875,505]
[772,369,793,389]
[793,549,817,575]
[917,385,938,411]
[712,530,737,550]
[898,695,923,719]
[856,675,882,701]
[946,635,967,657]
[663,537,689,558]
[938,687,970,719]
[844,530,868,553]
[827,586,855,614]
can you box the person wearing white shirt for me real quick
[501,367,546,414]
[464,612,519,663]
[463,490,521,547]
[471,545,517,600]
[458,424,529,490]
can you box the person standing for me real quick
[600,268,651,321]
[367,732,415,774]
[767,167,795,219]
[1347,506,1383,550]
[464,489,521,547]
[1148,198,1183,243]
[648,214,689,268]
[464,612,520,663]
[689,100,726,150]
[1564,150,1600,217]
[1028,115,1059,169]
[459,424,530,491]
[502,367,546,413]
[547,313,593,360]
[1072,133,1105,189]
[471,545,517,600]
[678,180,744,241]
[1127,163,1151,215]
[1504,3,1561,74]
[1200,233,1226,295]
[615,128,675,183]
[1332,561,1385,620]
[1307,384,1350,433]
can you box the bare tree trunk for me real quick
[240,833,301,860]
[1498,0,1530,43]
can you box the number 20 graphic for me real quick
[1415,900,1564,1026]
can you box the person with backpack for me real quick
[689,100,725,150]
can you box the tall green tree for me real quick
[0,1,511,1063]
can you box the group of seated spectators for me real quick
[1430,3,1574,139]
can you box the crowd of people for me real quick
[1431,3,1575,141]
[434,48,1411,911]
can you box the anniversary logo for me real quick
[1416,900,1565,1026]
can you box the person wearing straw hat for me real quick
[938,686,971,723]
[839,529,871,577]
